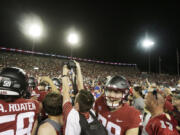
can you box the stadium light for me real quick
[28,23,42,39]
[67,32,79,45]
[19,14,44,41]
[142,38,155,74]
[19,14,45,54]
[142,39,154,49]
[66,31,80,58]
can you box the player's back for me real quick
[0,98,39,135]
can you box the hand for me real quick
[74,60,81,72]
[63,65,70,76]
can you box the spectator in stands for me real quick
[37,92,63,135]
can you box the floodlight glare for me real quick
[141,37,155,74]
[28,24,42,38]
[67,33,79,45]
[142,39,154,49]
[19,14,44,40]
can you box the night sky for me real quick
[0,1,180,74]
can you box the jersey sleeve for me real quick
[127,107,142,129]
[145,121,154,135]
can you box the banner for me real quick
[0,46,137,67]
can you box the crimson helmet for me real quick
[52,77,61,89]
[28,77,37,88]
[0,67,28,97]
[104,75,130,109]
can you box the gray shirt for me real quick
[133,97,145,114]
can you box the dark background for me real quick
[0,1,179,74]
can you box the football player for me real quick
[94,75,141,135]
[144,90,179,135]
[0,67,40,135]
[52,77,62,90]
[28,76,37,91]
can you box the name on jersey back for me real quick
[0,102,36,113]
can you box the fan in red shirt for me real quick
[31,81,48,102]
[144,90,179,135]
[0,67,40,135]
[94,75,141,135]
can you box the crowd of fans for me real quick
[0,51,180,135]
[1,52,179,87]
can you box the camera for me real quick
[63,60,78,97]
[64,60,76,69]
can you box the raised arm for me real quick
[62,65,71,105]
[146,78,151,88]
[40,76,59,93]
[74,61,84,91]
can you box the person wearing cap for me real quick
[144,90,179,135]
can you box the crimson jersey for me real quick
[31,88,48,102]
[94,95,141,135]
[145,114,179,135]
[0,98,39,135]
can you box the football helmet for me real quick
[52,77,61,88]
[0,67,28,97]
[104,75,130,109]
[28,77,37,88]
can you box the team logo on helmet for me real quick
[0,67,28,97]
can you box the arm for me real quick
[146,78,151,88]
[62,65,71,105]
[126,127,139,135]
[74,61,84,90]
[31,120,38,135]
[40,76,59,93]
[31,99,42,135]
